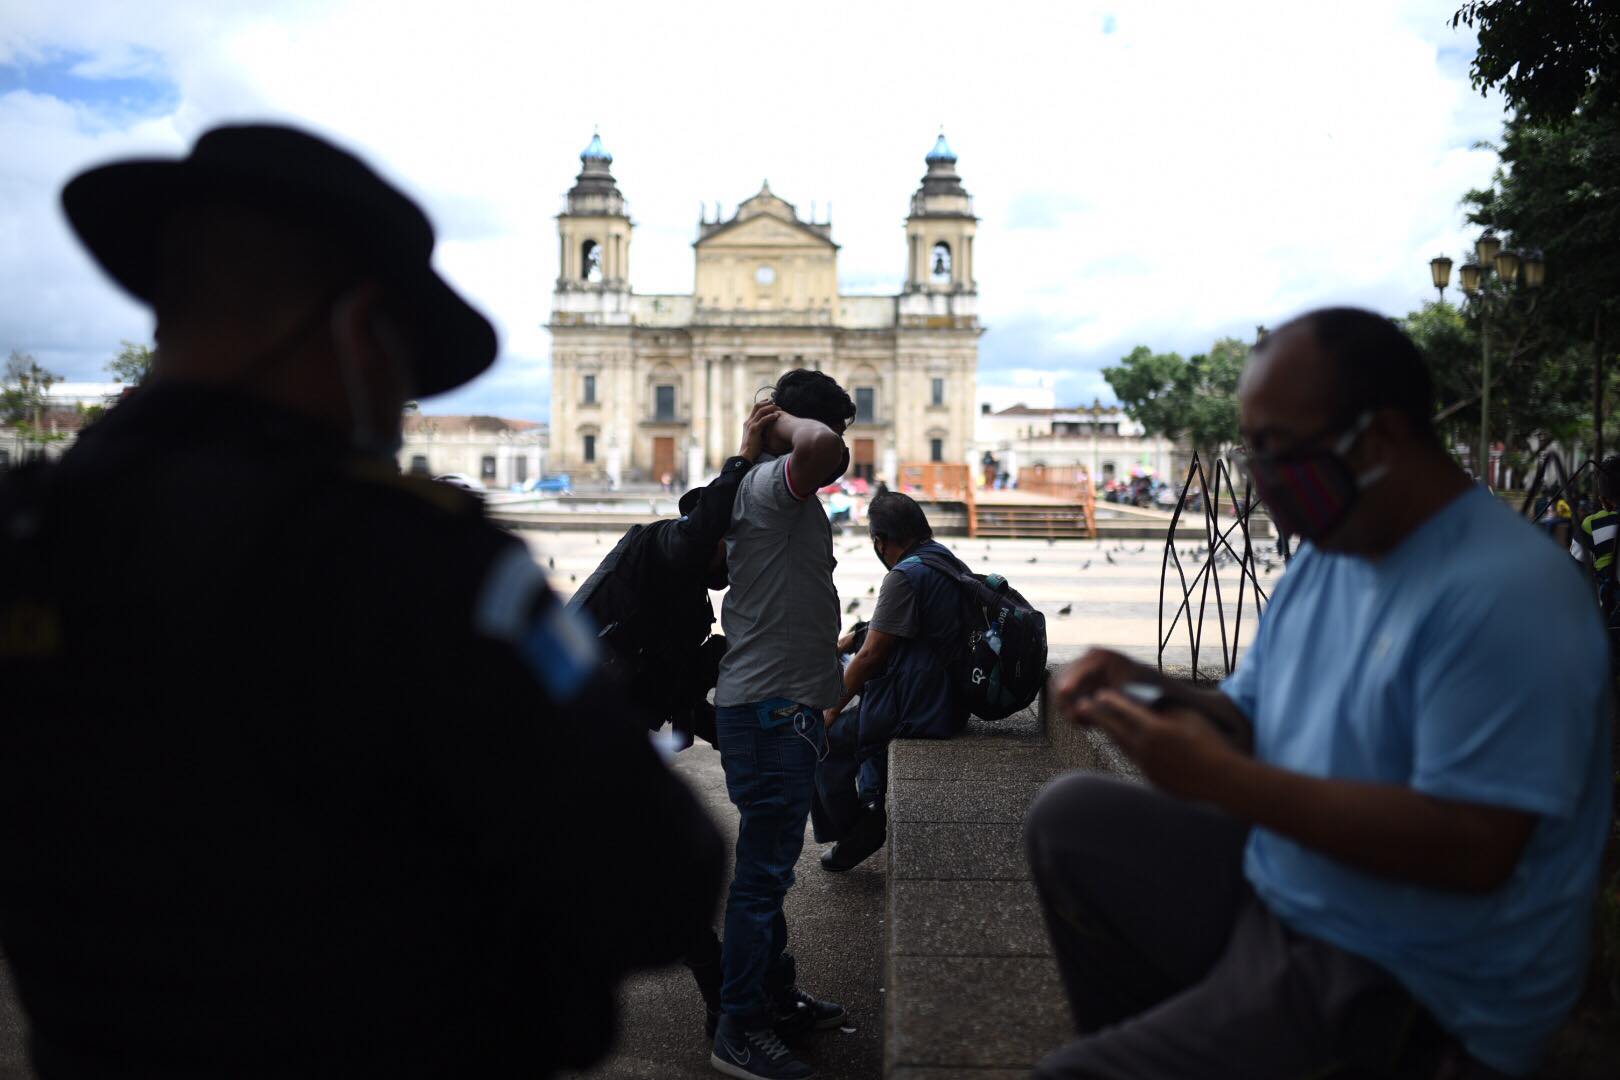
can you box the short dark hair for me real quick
[772,368,855,429]
[1598,456,1620,504]
[868,491,932,546]
[1262,307,1437,444]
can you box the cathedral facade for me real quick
[546,133,981,486]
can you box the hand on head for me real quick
[738,401,782,462]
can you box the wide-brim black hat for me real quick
[61,123,497,397]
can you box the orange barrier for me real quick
[1016,465,1098,539]
[896,463,977,537]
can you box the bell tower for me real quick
[556,131,632,300]
[904,132,976,296]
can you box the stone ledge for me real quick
[890,880,1050,957]
[890,777,1058,825]
[890,1070,1033,1080]
[882,663,1136,1077]
[888,821,1027,882]
[885,955,1070,1071]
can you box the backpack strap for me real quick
[912,549,1004,608]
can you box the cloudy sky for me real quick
[2,0,1505,421]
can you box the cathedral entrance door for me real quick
[853,438,875,482]
[653,436,676,484]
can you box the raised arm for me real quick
[649,402,779,570]
[766,412,844,500]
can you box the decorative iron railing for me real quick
[1158,452,1287,681]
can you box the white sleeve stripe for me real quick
[1593,524,1618,545]
[473,546,546,641]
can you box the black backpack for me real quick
[913,551,1048,722]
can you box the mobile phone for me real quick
[1120,681,1168,709]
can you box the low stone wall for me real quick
[882,673,1141,1077]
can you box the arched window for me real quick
[582,239,602,283]
[930,241,952,283]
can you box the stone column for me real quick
[733,358,748,455]
[686,438,704,488]
[606,435,623,490]
[707,356,723,465]
[692,354,709,471]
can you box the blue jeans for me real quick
[715,698,825,1021]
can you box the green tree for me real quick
[1455,0,1619,125]
[1,350,66,451]
[1104,336,1247,456]
[106,341,154,386]
[1461,98,1620,458]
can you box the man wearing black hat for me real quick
[0,123,723,1078]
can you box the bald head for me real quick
[1240,308,1437,457]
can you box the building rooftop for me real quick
[926,131,957,163]
[404,414,543,435]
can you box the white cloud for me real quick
[1,0,1505,420]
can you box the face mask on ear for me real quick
[1238,412,1386,542]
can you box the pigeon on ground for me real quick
[548,556,555,570]
[846,598,861,613]
[1027,557,1038,564]
[867,585,876,595]
[1133,544,1146,554]
[1058,603,1072,616]
[1105,552,1116,564]
[569,573,576,583]
[1081,560,1091,570]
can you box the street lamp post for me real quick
[1451,231,1544,488]
[1429,255,1453,303]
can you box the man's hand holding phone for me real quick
[1052,648,1160,726]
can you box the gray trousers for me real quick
[1023,774,1515,1079]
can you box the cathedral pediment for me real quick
[698,212,834,250]
[696,181,836,250]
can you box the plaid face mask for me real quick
[1234,413,1384,542]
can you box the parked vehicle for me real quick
[526,473,572,495]
[433,472,485,495]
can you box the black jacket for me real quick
[0,383,722,1079]
[568,455,751,742]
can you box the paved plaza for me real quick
[524,527,1273,673]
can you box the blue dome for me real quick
[581,131,612,163]
[926,132,957,163]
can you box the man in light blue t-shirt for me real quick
[1027,308,1611,1079]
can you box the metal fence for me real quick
[1157,452,1287,681]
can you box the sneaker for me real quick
[767,952,847,1037]
[710,1014,815,1079]
[819,805,887,873]
[772,984,846,1037]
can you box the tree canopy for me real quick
[1,351,65,448]
[1103,337,1248,455]
[1455,1,1619,125]
[107,341,154,386]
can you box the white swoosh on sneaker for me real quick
[722,1039,751,1066]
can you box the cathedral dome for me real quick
[926,132,957,164]
[581,131,612,164]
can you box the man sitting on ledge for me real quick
[1028,307,1611,1079]
[817,492,972,872]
